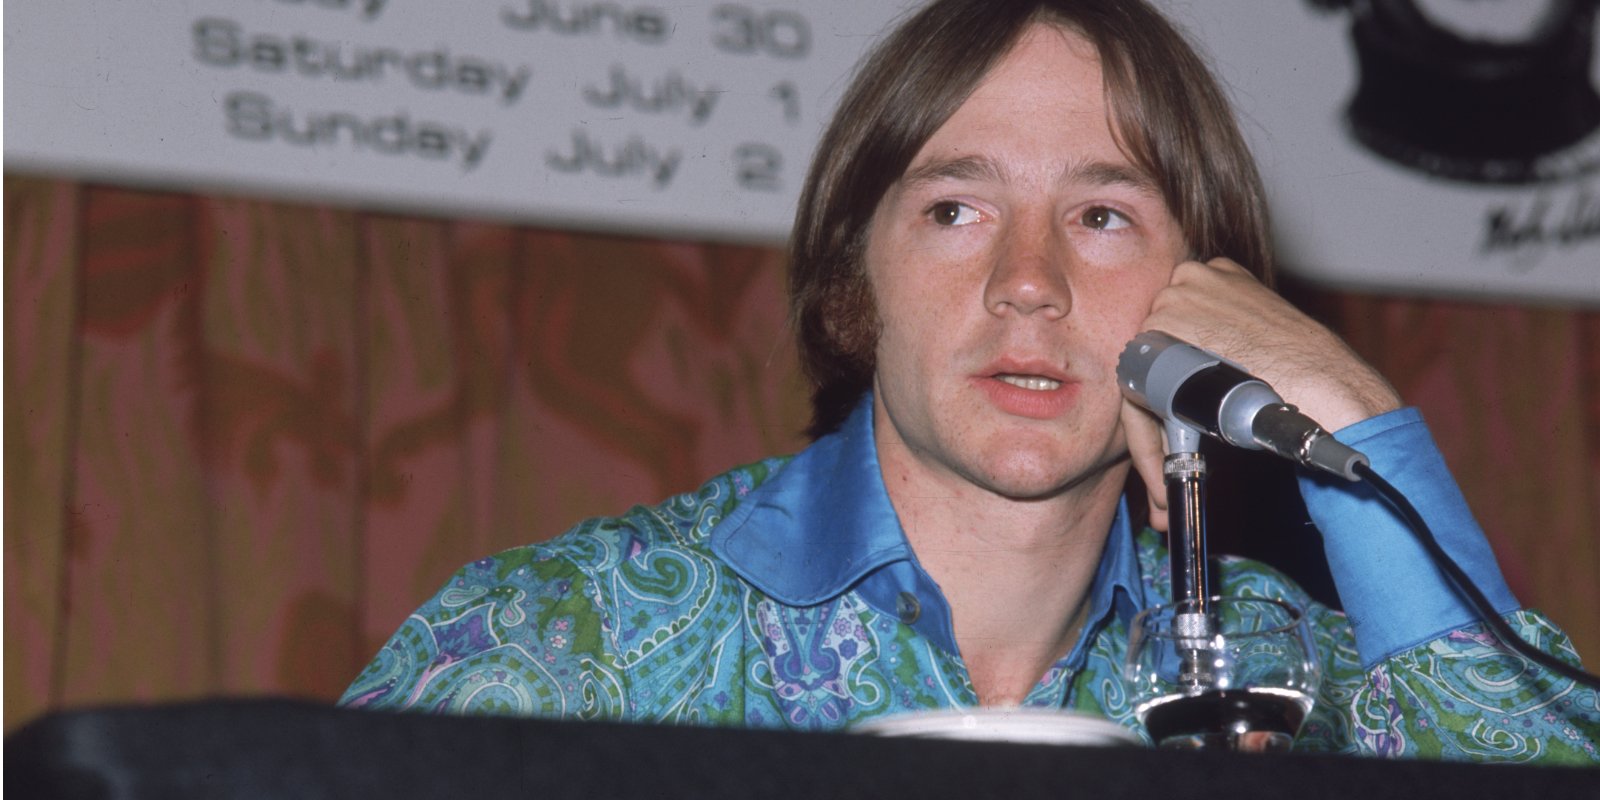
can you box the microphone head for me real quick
[1118,331,1281,450]
[1119,332,1368,478]
[1116,331,1219,421]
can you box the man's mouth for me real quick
[995,374,1063,392]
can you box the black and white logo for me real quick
[1313,0,1600,184]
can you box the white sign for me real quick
[1163,0,1600,305]
[4,0,910,243]
[7,0,1598,304]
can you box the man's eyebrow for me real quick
[898,155,1161,196]
[1064,160,1162,196]
[898,156,1004,189]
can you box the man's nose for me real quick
[982,220,1072,319]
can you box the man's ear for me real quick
[1121,400,1168,532]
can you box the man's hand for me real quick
[1121,258,1403,531]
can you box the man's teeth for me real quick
[997,374,1062,391]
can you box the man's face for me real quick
[865,23,1189,502]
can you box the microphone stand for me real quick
[1163,419,1214,688]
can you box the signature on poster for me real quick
[1482,186,1600,271]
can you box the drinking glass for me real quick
[1125,595,1320,752]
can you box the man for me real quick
[342,0,1598,760]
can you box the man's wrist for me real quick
[1299,408,1518,668]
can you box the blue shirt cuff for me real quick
[1297,407,1519,669]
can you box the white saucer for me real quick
[854,708,1143,747]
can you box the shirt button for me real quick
[895,592,921,624]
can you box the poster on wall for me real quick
[1167,0,1600,305]
[3,0,911,243]
[5,0,1598,305]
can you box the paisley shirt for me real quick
[342,399,1600,764]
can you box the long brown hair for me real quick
[789,0,1273,437]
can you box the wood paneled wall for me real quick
[6,176,1597,731]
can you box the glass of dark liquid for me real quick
[1125,596,1320,752]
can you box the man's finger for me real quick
[1121,399,1169,533]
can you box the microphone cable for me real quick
[1352,461,1600,691]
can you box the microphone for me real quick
[1117,331,1369,481]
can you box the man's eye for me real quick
[1082,206,1130,230]
[930,201,981,226]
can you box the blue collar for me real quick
[710,395,1147,660]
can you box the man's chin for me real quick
[976,451,1132,503]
